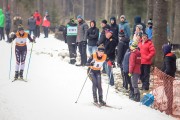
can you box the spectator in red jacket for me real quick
[33,10,42,38]
[129,41,141,102]
[138,33,155,90]
[42,11,50,38]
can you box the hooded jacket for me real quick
[87,20,99,46]
[162,44,176,77]
[5,11,11,30]
[133,16,146,34]
[33,12,42,26]
[119,20,131,39]
[117,36,130,65]
[0,9,5,27]
[110,17,119,45]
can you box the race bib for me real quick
[67,26,77,36]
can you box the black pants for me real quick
[123,72,133,91]
[140,64,151,90]
[5,28,10,41]
[68,43,77,64]
[15,45,27,71]
[43,27,49,38]
[35,25,40,37]
[0,27,5,40]
[90,70,103,98]
[78,41,87,65]
[29,29,36,36]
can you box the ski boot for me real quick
[19,70,24,79]
[133,93,140,102]
[93,96,98,103]
[129,90,134,100]
[14,71,19,80]
[99,96,106,106]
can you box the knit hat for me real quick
[105,29,113,34]
[148,19,153,25]
[120,15,126,19]
[18,24,24,31]
[136,24,143,30]
[77,15,83,19]
[162,44,172,55]
[130,41,138,50]
[119,29,125,37]
[98,44,105,52]
[101,19,107,24]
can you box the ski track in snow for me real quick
[0,34,175,120]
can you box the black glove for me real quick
[86,61,95,66]
[8,38,13,43]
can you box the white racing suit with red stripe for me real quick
[10,31,34,79]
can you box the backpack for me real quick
[140,93,154,107]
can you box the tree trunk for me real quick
[169,0,175,42]
[146,0,153,22]
[116,0,124,23]
[173,0,180,45]
[105,0,109,20]
[153,0,168,68]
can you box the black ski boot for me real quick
[129,90,134,100]
[93,97,98,103]
[99,96,106,106]
[14,71,19,80]
[19,70,24,79]
[133,93,140,102]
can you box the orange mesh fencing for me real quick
[152,67,180,118]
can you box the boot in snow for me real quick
[14,71,19,80]
[129,90,134,100]
[133,93,140,102]
[93,97,98,103]
[19,70,24,79]
[99,96,106,106]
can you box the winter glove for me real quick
[9,32,15,39]
[86,61,95,66]
[128,73,132,77]
[107,60,113,67]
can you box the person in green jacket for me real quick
[0,8,5,40]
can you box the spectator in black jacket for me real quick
[117,30,130,89]
[104,29,117,86]
[162,44,176,77]
[5,9,11,41]
[87,20,99,55]
[110,16,119,45]
[97,20,110,46]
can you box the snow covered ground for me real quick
[0,34,176,120]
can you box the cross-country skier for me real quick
[9,25,35,80]
[86,44,107,105]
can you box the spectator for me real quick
[27,14,36,37]
[117,30,130,89]
[5,9,11,41]
[110,16,119,45]
[133,16,146,34]
[133,24,143,42]
[0,8,5,40]
[138,33,156,90]
[119,15,131,39]
[42,11,50,38]
[146,19,153,40]
[87,20,99,55]
[76,15,89,66]
[33,10,42,38]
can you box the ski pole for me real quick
[25,43,34,80]
[105,63,113,103]
[9,42,13,79]
[75,68,92,103]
